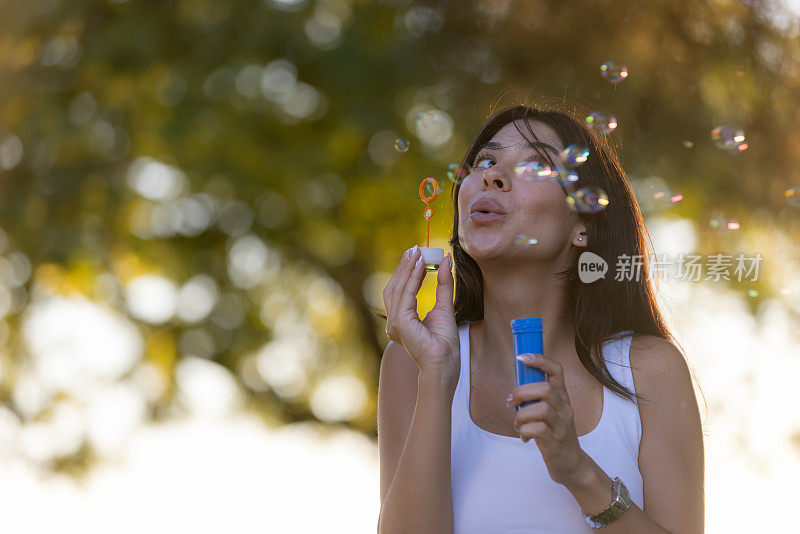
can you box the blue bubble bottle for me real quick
[510,318,546,411]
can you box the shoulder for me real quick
[627,333,700,432]
[627,334,693,399]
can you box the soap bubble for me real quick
[514,233,539,248]
[562,169,579,183]
[636,188,683,215]
[600,62,628,84]
[708,214,740,232]
[394,138,409,152]
[559,144,589,168]
[585,112,617,135]
[514,160,552,182]
[651,188,683,209]
[553,167,579,188]
[784,187,800,208]
[710,125,747,152]
[416,111,437,131]
[409,107,452,148]
[447,163,457,180]
[447,163,467,184]
[566,186,609,214]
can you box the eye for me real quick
[473,154,494,169]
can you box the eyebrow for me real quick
[478,141,560,154]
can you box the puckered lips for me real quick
[469,197,506,223]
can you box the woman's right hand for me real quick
[383,245,460,382]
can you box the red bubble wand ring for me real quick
[417,177,445,271]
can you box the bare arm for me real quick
[563,335,705,534]
[377,342,458,534]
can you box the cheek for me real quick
[522,186,568,217]
[516,191,574,236]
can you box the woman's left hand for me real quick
[507,352,590,487]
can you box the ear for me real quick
[573,221,588,248]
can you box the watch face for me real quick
[618,479,631,507]
[585,478,631,527]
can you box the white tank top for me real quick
[450,321,644,533]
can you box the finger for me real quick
[509,381,557,408]
[515,353,566,391]
[514,381,575,425]
[433,253,454,313]
[517,420,554,444]
[383,247,413,312]
[389,246,421,315]
[514,400,559,430]
[397,247,426,317]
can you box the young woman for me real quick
[376,105,704,533]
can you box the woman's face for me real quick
[457,119,582,265]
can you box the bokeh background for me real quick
[1,0,799,531]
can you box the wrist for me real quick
[418,367,458,398]
[563,450,602,492]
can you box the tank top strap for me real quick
[601,330,637,404]
[450,322,473,438]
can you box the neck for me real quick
[473,261,576,368]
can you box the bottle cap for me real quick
[510,318,543,335]
[418,246,445,270]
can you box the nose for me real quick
[481,165,511,192]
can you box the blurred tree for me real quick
[0,0,798,472]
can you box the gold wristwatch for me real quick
[582,476,632,528]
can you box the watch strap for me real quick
[583,476,632,528]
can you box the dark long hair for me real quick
[377,103,703,408]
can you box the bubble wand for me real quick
[417,177,445,271]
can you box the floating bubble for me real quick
[585,111,618,135]
[554,167,579,188]
[514,233,538,248]
[564,169,579,183]
[447,163,457,179]
[447,163,468,184]
[416,111,437,130]
[652,189,683,204]
[566,186,609,214]
[784,187,800,208]
[394,138,409,153]
[514,160,552,182]
[600,62,628,84]
[682,140,694,148]
[708,214,740,232]
[409,107,453,148]
[559,144,589,168]
[710,125,746,152]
